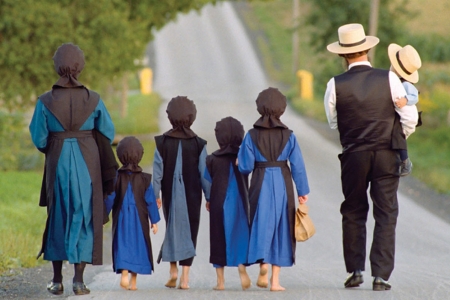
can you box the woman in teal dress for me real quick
[29,43,115,296]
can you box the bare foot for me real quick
[256,264,269,288]
[213,284,225,290]
[129,272,137,291]
[165,263,178,288]
[178,282,190,290]
[270,282,286,292]
[120,271,129,290]
[270,265,284,291]
[238,265,251,290]
[214,267,225,290]
[178,266,190,289]
[165,277,177,288]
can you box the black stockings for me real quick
[73,262,87,283]
[51,261,87,283]
[52,261,63,283]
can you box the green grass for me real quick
[0,171,46,273]
[108,93,161,135]
[107,92,161,168]
[243,0,315,85]
[407,0,450,36]
[408,127,450,194]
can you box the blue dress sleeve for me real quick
[237,133,255,175]
[146,183,161,224]
[92,99,115,142]
[288,133,310,196]
[152,149,163,200]
[198,145,211,201]
[104,191,115,216]
[104,173,118,216]
[29,99,49,152]
[203,168,212,202]
[403,82,419,106]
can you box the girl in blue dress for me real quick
[153,96,211,289]
[204,117,251,291]
[105,136,160,290]
[238,87,310,291]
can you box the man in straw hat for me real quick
[324,23,418,291]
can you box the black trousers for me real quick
[339,149,400,280]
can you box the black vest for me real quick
[154,134,206,247]
[335,65,395,152]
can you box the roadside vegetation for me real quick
[241,0,450,194]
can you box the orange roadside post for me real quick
[296,70,313,101]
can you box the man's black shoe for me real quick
[373,277,391,291]
[344,270,363,288]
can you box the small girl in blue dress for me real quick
[105,136,160,290]
[204,117,251,290]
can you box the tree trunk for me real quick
[121,73,129,118]
[368,0,380,65]
[292,0,300,74]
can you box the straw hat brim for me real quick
[388,43,419,83]
[327,36,379,54]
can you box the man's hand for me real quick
[156,198,162,209]
[395,97,407,108]
[205,202,210,212]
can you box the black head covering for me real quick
[53,43,85,88]
[213,117,245,156]
[116,136,144,173]
[164,96,197,139]
[253,87,288,129]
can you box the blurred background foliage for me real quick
[0,0,217,113]
[0,0,217,172]
[240,0,450,194]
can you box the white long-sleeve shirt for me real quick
[324,61,418,138]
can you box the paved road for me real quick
[72,2,450,300]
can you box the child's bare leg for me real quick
[178,266,190,289]
[238,264,251,290]
[270,265,285,291]
[165,262,178,288]
[256,263,269,288]
[120,270,129,290]
[129,272,137,290]
[213,267,225,290]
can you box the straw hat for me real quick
[327,23,379,54]
[388,44,421,83]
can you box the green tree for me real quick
[0,0,216,112]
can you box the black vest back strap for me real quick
[49,130,93,139]
[254,160,287,168]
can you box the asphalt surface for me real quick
[2,2,450,300]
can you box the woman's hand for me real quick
[298,195,308,204]
[152,223,158,234]
[156,198,162,209]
